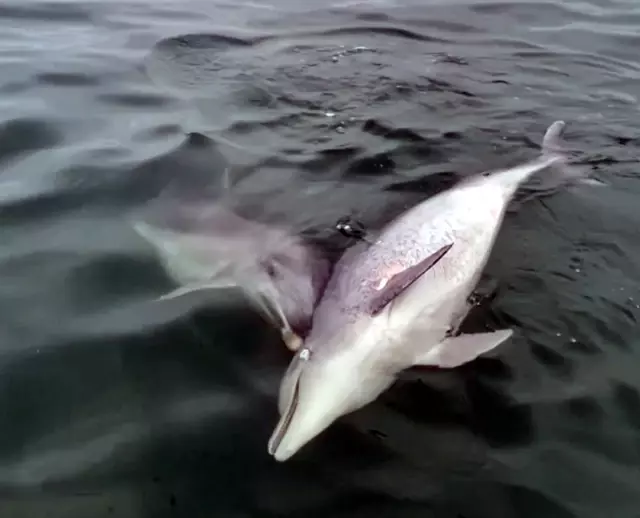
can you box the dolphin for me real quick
[268,120,595,461]
[133,201,330,350]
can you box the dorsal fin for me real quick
[368,243,453,316]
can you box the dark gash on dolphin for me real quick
[268,120,603,462]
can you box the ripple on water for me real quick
[0,3,92,23]
[35,71,103,87]
[143,26,496,168]
[0,117,62,167]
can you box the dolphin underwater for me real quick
[133,201,330,350]
[268,120,595,461]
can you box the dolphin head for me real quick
[266,237,467,461]
[132,202,330,340]
[268,321,395,462]
[256,240,329,338]
[267,346,350,462]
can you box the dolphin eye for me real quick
[260,259,279,279]
[262,250,301,281]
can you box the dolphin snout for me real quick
[269,409,333,462]
[268,376,342,462]
[271,436,298,462]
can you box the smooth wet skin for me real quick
[269,120,598,462]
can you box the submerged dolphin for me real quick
[133,202,329,350]
[268,120,593,461]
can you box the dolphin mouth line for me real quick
[267,379,300,456]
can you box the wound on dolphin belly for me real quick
[374,263,406,290]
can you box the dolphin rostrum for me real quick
[268,120,594,461]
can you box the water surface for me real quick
[0,1,639,517]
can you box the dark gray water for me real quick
[1,0,640,516]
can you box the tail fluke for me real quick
[541,120,566,155]
[540,120,602,187]
[483,120,604,198]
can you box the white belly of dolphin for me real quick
[382,182,503,322]
[268,119,598,462]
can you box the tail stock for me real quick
[487,120,604,198]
